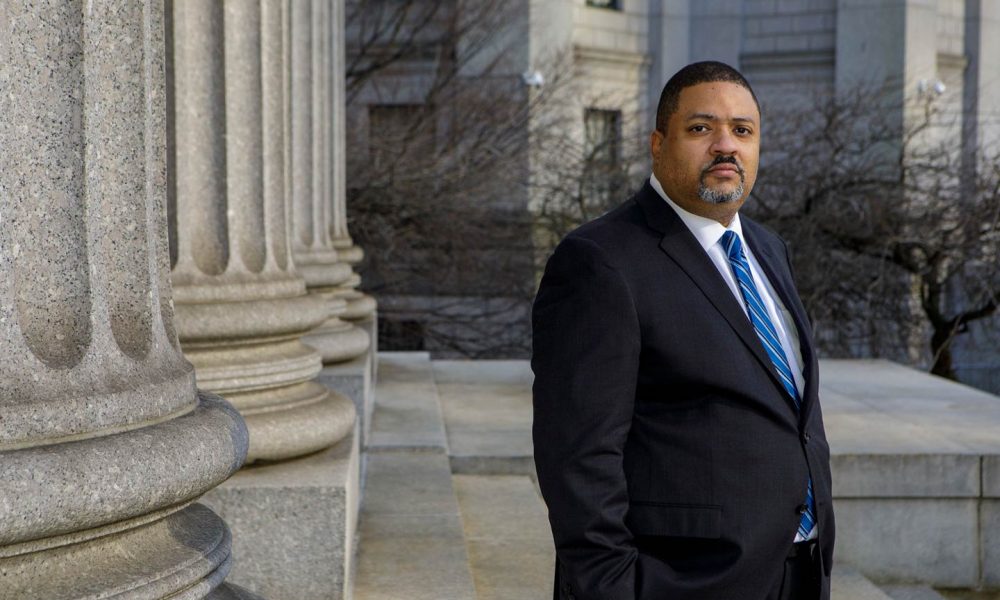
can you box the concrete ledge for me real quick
[202,426,360,600]
[984,456,1000,498]
[831,454,981,498]
[833,498,979,587]
[984,500,1000,586]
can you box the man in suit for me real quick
[531,61,834,600]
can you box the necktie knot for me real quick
[721,230,741,261]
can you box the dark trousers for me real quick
[768,540,821,600]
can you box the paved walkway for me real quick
[353,352,988,599]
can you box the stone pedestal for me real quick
[203,425,361,600]
[0,2,252,596]
[169,0,355,464]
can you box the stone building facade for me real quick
[1,0,374,598]
[348,0,1000,390]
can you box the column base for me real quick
[209,582,268,600]
[319,355,372,448]
[202,423,361,600]
[303,316,370,364]
[0,503,237,599]
[240,383,356,464]
[333,286,377,322]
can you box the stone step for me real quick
[832,567,895,600]
[359,355,937,600]
[453,475,555,599]
[433,360,535,476]
[353,453,477,600]
[880,585,951,600]
[354,352,477,600]
[369,352,449,452]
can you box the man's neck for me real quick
[671,195,742,227]
[649,173,742,227]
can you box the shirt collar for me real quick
[649,172,744,252]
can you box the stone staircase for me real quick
[352,352,960,600]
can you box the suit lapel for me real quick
[635,184,790,399]
[742,220,820,425]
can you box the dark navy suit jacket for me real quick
[531,181,835,600]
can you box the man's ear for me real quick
[650,129,663,159]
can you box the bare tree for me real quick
[747,86,1000,380]
[345,0,572,357]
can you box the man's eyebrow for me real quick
[685,112,757,125]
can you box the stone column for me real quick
[170,2,363,597]
[292,0,372,365]
[326,0,378,332]
[0,2,254,597]
[291,0,379,445]
[169,0,355,464]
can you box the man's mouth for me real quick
[702,158,744,179]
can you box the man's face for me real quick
[651,81,760,217]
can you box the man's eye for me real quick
[690,125,708,133]
[735,127,752,135]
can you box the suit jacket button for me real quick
[801,433,811,444]
[796,504,809,515]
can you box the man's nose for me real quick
[710,129,738,155]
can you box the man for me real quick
[532,61,835,600]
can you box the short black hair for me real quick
[655,61,760,133]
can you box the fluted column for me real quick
[292,0,374,364]
[169,0,355,463]
[0,2,253,597]
[328,0,377,325]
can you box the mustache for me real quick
[702,155,745,176]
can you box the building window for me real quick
[368,104,435,172]
[586,0,621,10]
[583,108,622,205]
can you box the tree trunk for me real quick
[929,326,958,380]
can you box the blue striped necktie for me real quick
[721,230,816,540]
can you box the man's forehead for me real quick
[676,82,759,119]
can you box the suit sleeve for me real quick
[532,235,640,600]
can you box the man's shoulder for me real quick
[562,190,653,254]
[741,212,788,252]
